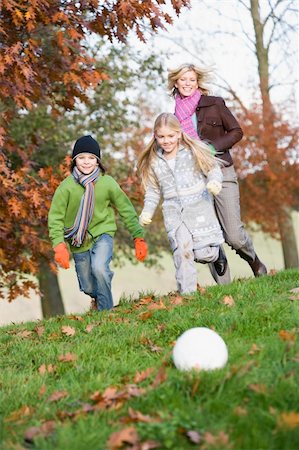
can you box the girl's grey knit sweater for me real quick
[141,147,224,250]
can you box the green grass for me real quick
[0,269,298,450]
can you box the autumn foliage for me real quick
[234,106,299,236]
[0,0,190,300]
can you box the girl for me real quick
[138,113,227,294]
[168,63,267,283]
[48,135,148,311]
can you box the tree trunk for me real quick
[278,208,299,269]
[38,258,65,318]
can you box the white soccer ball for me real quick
[172,327,228,371]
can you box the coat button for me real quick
[196,107,200,110]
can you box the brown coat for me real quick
[195,95,243,166]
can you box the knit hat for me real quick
[72,135,101,160]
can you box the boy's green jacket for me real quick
[48,174,144,253]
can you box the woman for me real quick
[168,63,267,283]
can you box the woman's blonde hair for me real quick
[167,63,213,97]
[138,113,219,188]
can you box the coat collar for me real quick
[197,95,217,108]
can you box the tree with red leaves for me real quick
[0,0,190,313]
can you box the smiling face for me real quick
[75,153,98,174]
[155,125,181,159]
[175,69,199,97]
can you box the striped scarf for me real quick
[64,166,100,247]
[175,89,201,139]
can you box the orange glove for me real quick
[54,242,70,269]
[134,238,148,262]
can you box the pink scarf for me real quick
[175,89,201,139]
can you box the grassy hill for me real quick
[0,269,298,449]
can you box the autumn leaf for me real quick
[288,286,299,300]
[279,330,296,341]
[138,311,153,321]
[16,330,32,338]
[203,430,230,448]
[47,390,68,402]
[34,325,45,337]
[24,420,56,443]
[39,385,47,398]
[58,352,77,362]
[222,295,235,307]
[197,284,207,295]
[61,325,76,336]
[233,406,247,416]
[186,430,201,444]
[248,383,267,394]
[133,367,155,384]
[248,343,262,355]
[107,426,139,449]
[5,405,34,423]
[151,364,168,388]
[38,363,56,375]
[68,314,84,321]
[125,407,159,424]
[139,295,154,305]
[277,411,299,429]
[169,294,184,305]
[86,324,96,333]
[147,299,167,310]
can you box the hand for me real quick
[139,212,152,226]
[207,180,222,196]
[54,242,70,269]
[134,238,148,262]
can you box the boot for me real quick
[237,250,267,277]
[213,246,228,276]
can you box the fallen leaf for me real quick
[39,385,47,398]
[147,300,167,310]
[61,325,76,336]
[233,406,247,416]
[289,287,299,293]
[34,326,45,337]
[288,295,299,301]
[138,311,153,321]
[86,324,95,333]
[24,420,56,443]
[203,430,230,447]
[5,405,34,423]
[277,411,299,429]
[197,284,206,295]
[222,295,235,307]
[248,343,262,355]
[107,426,139,449]
[133,367,155,384]
[269,269,277,276]
[248,383,267,394]
[152,365,167,388]
[139,296,154,305]
[58,352,77,362]
[68,314,84,321]
[169,294,184,305]
[279,330,296,341]
[127,407,158,423]
[16,330,32,338]
[186,430,201,444]
[47,390,68,402]
[139,440,161,450]
[38,364,56,375]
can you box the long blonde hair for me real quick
[167,63,213,97]
[138,113,219,188]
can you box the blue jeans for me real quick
[73,234,114,310]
